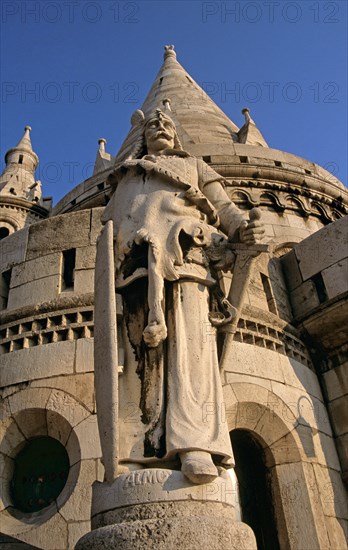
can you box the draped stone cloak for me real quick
[102,151,244,466]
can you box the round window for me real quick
[10,436,70,513]
[0,227,10,240]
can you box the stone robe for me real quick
[102,151,244,466]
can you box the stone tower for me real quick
[0,126,51,238]
[0,48,347,549]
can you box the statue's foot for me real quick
[143,322,167,348]
[180,451,218,484]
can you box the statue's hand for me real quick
[239,219,265,245]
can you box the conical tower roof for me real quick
[5,125,38,165]
[115,46,240,161]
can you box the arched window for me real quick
[231,429,280,550]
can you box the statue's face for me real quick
[145,116,176,153]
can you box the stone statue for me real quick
[97,107,264,485]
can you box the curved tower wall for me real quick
[0,209,102,549]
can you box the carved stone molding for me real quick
[225,183,346,222]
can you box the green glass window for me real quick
[11,437,69,513]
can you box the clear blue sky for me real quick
[1,0,347,204]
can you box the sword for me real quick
[219,208,270,370]
[94,220,119,482]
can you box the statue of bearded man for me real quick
[101,108,264,484]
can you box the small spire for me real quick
[242,108,251,123]
[238,108,268,147]
[164,45,176,60]
[162,98,172,111]
[93,138,114,176]
[98,138,107,152]
[4,124,38,166]
[14,125,34,152]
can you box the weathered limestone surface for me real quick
[77,517,255,550]
[76,469,256,550]
[10,252,62,288]
[282,216,348,486]
[8,274,61,310]
[26,211,91,260]
[0,226,29,271]
[0,385,101,549]
[322,257,348,299]
[293,215,348,281]
[221,345,348,549]
[73,269,94,294]
[0,341,75,386]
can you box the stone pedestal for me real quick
[75,469,257,549]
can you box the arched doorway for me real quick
[231,429,280,550]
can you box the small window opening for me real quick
[239,156,248,163]
[261,273,278,314]
[1,269,11,309]
[18,154,24,164]
[312,272,328,303]
[0,227,10,240]
[62,249,76,290]
[231,429,280,550]
[274,161,282,167]
[203,156,211,163]
[304,169,312,175]
[97,182,105,191]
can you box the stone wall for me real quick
[282,215,348,487]
[222,342,347,549]
[0,208,103,548]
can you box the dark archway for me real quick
[231,429,280,550]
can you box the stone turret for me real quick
[0,126,51,238]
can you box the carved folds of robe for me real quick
[102,151,244,466]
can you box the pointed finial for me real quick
[242,108,251,123]
[98,138,107,152]
[24,125,32,133]
[164,45,176,60]
[162,98,172,111]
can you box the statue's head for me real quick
[127,107,183,159]
[144,109,177,154]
